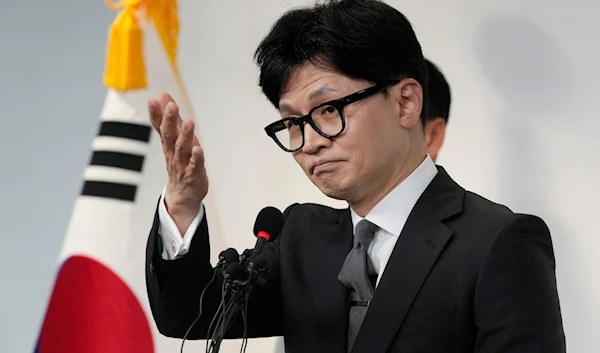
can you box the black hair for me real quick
[425,59,451,123]
[254,0,428,125]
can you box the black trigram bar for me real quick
[98,121,152,142]
[90,151,145,172]
[81,181,137,202]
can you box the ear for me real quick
[389,78,423,129]
[424,117,447,161]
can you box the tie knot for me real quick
[354,219,378,246]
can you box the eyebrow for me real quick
[279,86,338,114]
[308,86,337,100]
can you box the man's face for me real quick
[277,63,424,205]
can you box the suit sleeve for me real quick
[473,214,566,353]
[145,199,295,340]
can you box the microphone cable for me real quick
[206,263,247,353]
[205,279,228,353]
[180,268,218,353]
[240,285,252,353]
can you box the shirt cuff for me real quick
[158,186,205,260]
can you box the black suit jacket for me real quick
[146,167,566,353]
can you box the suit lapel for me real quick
[309,208,353,353]
[351,167,464,353]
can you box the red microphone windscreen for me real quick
[257,230,270,241]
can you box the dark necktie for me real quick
[337,219,379,351]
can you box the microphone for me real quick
[250,206,284,262]
[252,254,268,270]
[245,207,283,282]
[251,254,269,287]
[223,262,244,281]
[217,248,240,268]
[238,249,253,266]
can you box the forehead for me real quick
[279,63,363,112]
[283,63,345,92]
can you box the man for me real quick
[424,59,451,161]
[145,1,566,352]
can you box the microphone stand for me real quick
[205,250,267,353]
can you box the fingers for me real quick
[148,98,163,132]
[188,144,206,177]
[153,92,209,212]
[159,93,182,127]
[174,119,194,169]
[149,92,204,185]
[160,101,181,156]
[157,92,175,113]
[148,92,179,133]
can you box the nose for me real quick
[301,123,331,154]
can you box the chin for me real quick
[322,190,346,201]
[314,179,349,201]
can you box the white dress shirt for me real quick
[157,187,205,260]
[158,155,439,286]
[350,155,438,286]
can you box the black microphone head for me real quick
[253,206,284,242]
[253,255,268,269]
[219,248,239,264]
[224,262,244,279]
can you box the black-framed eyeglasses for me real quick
[264,80,400,152]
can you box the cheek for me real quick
[293,154,315,180]
[292,154,305,170]
[350,117,399,170]
[345,116,382,151]
[337,128,376,172]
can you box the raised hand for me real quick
[148,93,208,235]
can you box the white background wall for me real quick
[1,0,598,352]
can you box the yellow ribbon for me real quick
[103,0,180,91]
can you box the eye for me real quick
[320,105,337,115]
[283,118,302,130]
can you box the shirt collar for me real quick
[350,154,438,237]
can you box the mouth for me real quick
[311,160,343,175]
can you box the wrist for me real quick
[164,190,202,235]
[166,198,200,217]
[166,203,200,236]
